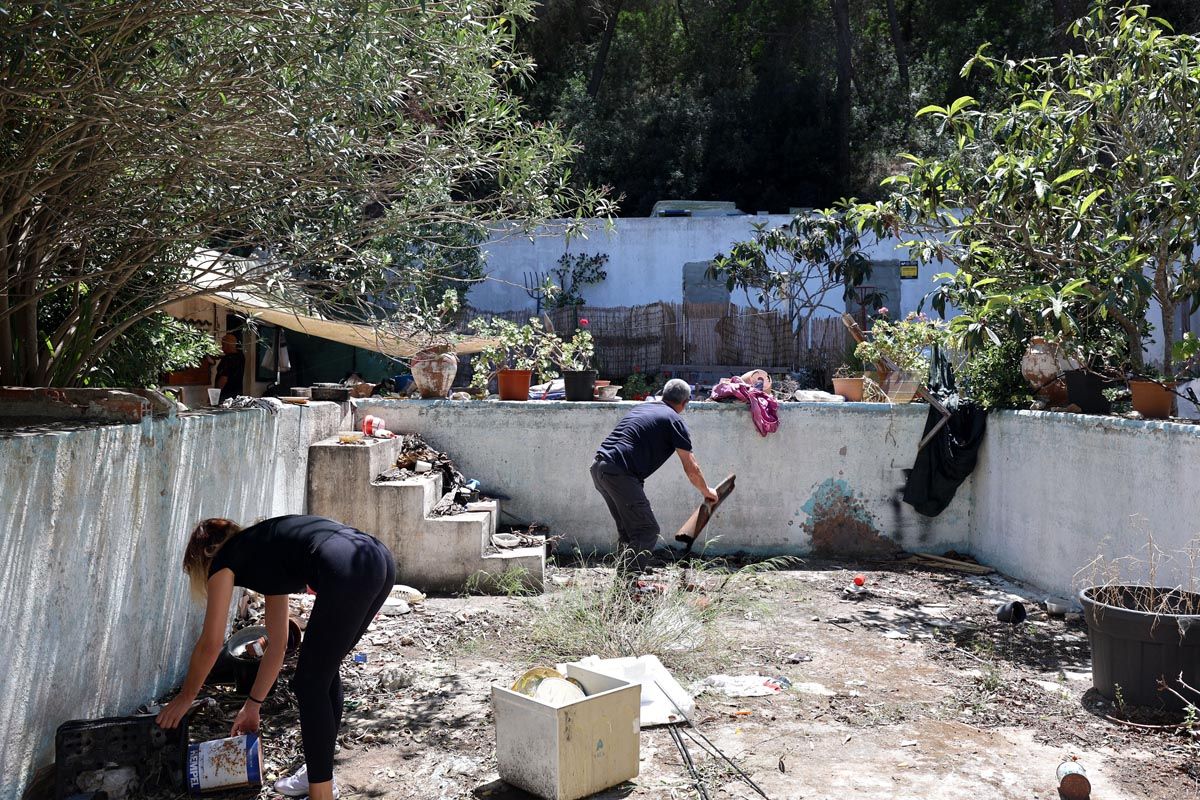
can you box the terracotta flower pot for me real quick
[563,370,597,401]
[1021,337,1079,406]
[410,346,458,399]
[832,377,865,402]
[497,369,532,401]
[1129,380,1176,419]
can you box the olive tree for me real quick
[859,3,1200,374]
[0,1,611,386]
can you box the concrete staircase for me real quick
[306,435,544,593]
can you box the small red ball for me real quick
[853,574,866,587]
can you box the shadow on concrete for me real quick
[473,779,635,799]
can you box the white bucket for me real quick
[206,388,222,406]
[186,733,262,794]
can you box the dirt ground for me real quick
[176,559,1198,800]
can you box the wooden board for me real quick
[674,474,736,548]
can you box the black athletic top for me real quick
[596,402,693,482]
[208,515,345,595]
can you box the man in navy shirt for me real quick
[592,379,717,583]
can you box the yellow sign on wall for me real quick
[900,261,919,279]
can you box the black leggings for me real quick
[293,529,396,783]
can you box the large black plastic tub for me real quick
[1080,585,1200,710]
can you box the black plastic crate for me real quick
[54,711,192,799]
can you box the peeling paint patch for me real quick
[800,478,899,558]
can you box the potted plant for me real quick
[557,321,597,402]
[854,311,950,404]
[620,372,657,401]
[399,290,462,399]
[831,364,865,402]
[1128,333,1200,419]
[470,317,559,401]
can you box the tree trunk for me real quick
[830,0,854,197]
[885,0,909,99]
[1159,263,1175,376]
[588,0,624,98]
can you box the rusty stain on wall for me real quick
[800,478,899,557]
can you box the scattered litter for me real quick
[1045,597,1073,616]
[695,674,791,698]
[564,654,695,727]
[899,740,918,747]
[997,600,1028,625]
[77,765,138,800]
[391,585,426,604]
[784,652,812,664]
[450,391,472,401]
[490,532,522,549]
[905,552,994,575]
[1057,759,1092,800]
[353,653,368,664]
[792,682,836,697]
[379,597,411,616]
[853,574,866,587]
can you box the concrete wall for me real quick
[474,217,948,320]
[354,400,972,558]
[970,411,1200,598]
[355,400,1200,600]
[0,402,340,800]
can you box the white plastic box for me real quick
[492,664,641,800]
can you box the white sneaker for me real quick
[274,765,339,798]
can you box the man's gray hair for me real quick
[661,378,692,406]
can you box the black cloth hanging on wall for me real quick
[903,346,988,517]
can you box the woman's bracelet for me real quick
[246,693,266,705]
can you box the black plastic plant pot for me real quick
[1079,586,1200,710]
[563,370,598,401]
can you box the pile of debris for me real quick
[376,435,477,517]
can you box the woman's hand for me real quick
[230,702,261,737]
[156,694,194,729]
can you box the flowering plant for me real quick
[469,317,560,390]
[855,311,950,377]
[557,328,595,371]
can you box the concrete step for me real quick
[307,434,544,594]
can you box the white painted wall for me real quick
[475,217,951,320]
[356,400,1200,601]
[0,402,341,800]
[970,411,1200,598]
[354,399,972,557]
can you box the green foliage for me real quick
[85,315,221,389]
[860,4,1200,376]
[548,253,608,308]
[1,0,611,386]
[369,223,487,309]
[710,204,875,346]
[469,317,561,390]
[958,339,1034,410]
[620,372,662,399]
[855,311,951,378]
[557,329,595,371]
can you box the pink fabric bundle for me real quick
[709,376,780,436]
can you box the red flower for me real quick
[579,318,589,327]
